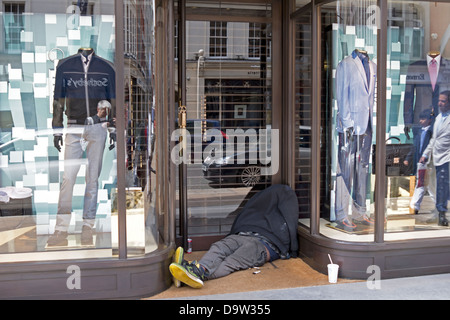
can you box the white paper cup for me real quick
[327,264,339,283]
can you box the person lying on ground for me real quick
[169,184,299,288]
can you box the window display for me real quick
[0,1,158,261]
[0,2,119,259]
[48,49,116,247]
[383,1,450,237]
[319,0,379,239]
[334,48,376,232]
[314,0,450,242]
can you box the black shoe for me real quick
[439,212,449,227]
[47,231,68,247]
[81,225,94,245]
[414,209,419,215]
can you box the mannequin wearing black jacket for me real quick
[169,185,299,288]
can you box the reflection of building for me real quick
[182,21,272,130]
[124,1,154,189]
[2,0,450,300]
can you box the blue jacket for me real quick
[52,52,115,128]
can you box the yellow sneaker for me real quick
[169,261,204,289]
[172,247,184,287]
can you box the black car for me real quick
[202,125,311,187]
[202,144,270,187]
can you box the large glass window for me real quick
[315,0,378,242]
[309,0,450,242]
[384,1,450,241]
[0,0,160,262]
[0,1,116,261]
[123,0,159,255]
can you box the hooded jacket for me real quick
[230,184,299,259]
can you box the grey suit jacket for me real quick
[422,113,450,167]
[335,53,377,135]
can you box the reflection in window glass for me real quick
[123,0,157,255]
[0,1,116,261]
[4,2,25,52]
[385,1,450,240]
[177,1,274,242]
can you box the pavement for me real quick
[165,272,450,300]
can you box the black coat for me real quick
[230,184,299,259]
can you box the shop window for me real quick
[0,2,118,261]
[313,0,450,242]
[0,0,159,262]
[317,0,379,242]
[383,1,450,241]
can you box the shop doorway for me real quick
[175,0,279,250]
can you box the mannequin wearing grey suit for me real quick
[335,49,377,230]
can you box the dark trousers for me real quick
[335,129,372,221]
[199,234,267,280]
[436,162,449,212]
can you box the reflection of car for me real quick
[202,125,312,187]
[202,146,268,187]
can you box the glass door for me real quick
[175,0,277,249]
